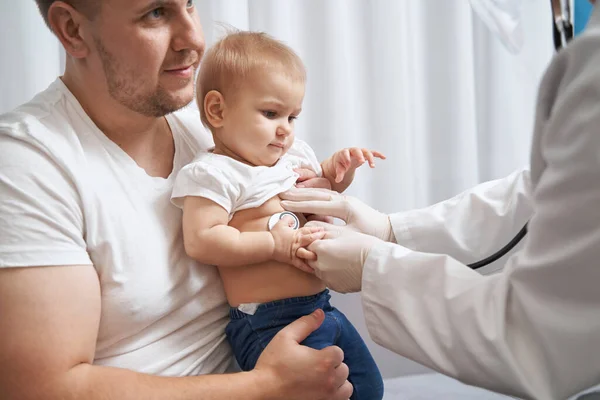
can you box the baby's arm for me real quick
[182,196,324,271]
[321,148,386,193]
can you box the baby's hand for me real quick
[270,215,325,273]
[332,148,386,183]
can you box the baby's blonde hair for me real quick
[196,30,306,128]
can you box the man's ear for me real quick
[204,90,227,128]
[48,1,90,59]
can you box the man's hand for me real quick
[280,187,395,242]
[254,309,353,400]
[270,215,325,273]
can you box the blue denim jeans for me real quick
[226,289,384,400]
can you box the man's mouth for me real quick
[164,65,194,77]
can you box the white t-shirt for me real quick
[0,79,232,376]
[171,140,322,217]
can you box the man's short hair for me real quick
[196,30,306,128]
[35,0,100,29]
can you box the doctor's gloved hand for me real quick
[279,188,395,242]
[303,222,384,293]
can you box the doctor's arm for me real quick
[388,166,532,265]
[360,43,600,399]
[281,167,532,265]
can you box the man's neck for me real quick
[61,68,164,145]
[62,66,175,178]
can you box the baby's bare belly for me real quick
[220,196,325,307]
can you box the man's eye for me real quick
[146,7,165,20]
[262,111,277,118]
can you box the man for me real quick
[0,1,351,399]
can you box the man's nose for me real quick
[171,10,205,56]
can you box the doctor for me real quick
[281,1,600,399]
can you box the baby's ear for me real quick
[204,90,226,128]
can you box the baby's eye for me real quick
[288,116,297,123]
[262,110,277,119]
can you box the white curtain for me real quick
[0,0,554,378]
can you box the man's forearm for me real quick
[45,364,278,400]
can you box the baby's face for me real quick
[218,71,305,167]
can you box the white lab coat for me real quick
[361,6,600,400]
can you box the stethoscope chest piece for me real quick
[268,211,300,231]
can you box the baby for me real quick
[172,31,384,400]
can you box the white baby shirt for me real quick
[171,139,322,216]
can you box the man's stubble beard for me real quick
[94,37,194,118]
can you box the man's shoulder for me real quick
[0,79,78,145]
[0,79,91,178]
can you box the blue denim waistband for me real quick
[229,289,330,319]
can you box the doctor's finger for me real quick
[281,200,348,220]
[305,220,336,230]
[280,187,340,201]
[306,214,335,224]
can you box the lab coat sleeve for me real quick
[362,13,600,400]
[388,167,533,265]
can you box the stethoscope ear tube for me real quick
[467,223,528,270]
[551,0,574,51]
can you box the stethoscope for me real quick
[467,0,574,270]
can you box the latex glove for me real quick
[304,222,383,293]
[279,187,395,242]
[292,168,335,224]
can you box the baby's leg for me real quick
[225,292,333,371]
[300,305,384,400]
[225,290,384,400]
[331,308,384,400]
[225,307,279,371]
